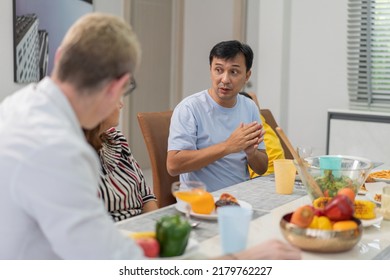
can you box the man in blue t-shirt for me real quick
[167,40,268,191]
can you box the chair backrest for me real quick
[137,111,178,208]
[260,109,293,160]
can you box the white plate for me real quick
[175,197,253,220]
[357,189,368,195]
[369,170,390,183]
[372,177,390,183]
[365,182,386,192]
[119,229,199,260]
[360,213,383,227]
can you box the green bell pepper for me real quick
[156,214,192,257]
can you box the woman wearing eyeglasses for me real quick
[84,98,158,222]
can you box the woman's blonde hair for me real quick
[53,12,141,93]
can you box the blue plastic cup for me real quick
[217,206,253,254]
[319,156,342,177]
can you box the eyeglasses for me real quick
[124,77,137,97]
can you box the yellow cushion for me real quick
[249,114,285,177]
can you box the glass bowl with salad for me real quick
[296,155,373,201]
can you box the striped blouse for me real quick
[98,127,157,222]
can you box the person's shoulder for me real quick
[104,128,128,146]
[238,93,255,104]
[174,90,208,111]
[238,94,258,110]
[180,90,208,103]
[106,127,121,137]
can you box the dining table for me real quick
[116,175,390,260]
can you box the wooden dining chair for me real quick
[260,109,293,160]
[137,111,178,208]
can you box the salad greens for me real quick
[314,170,359,197]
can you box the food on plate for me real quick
[365,176,376,183]
[135,237,160,258]
[374,193,382,203]
[215,193,240,208]
[353,200,376,220]
[190,191,215,214]
[156,214,191,258]
[290,205,315,228]
[369,170,390,180]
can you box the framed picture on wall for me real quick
[13,0,94,83]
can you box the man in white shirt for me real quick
[0,13,143,259]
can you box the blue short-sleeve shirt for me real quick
[168,90,265,191]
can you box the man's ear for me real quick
[245,70,252,82]
[54,48,62,65]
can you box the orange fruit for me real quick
[190,191,215,214]
[290,205,315,228]
[337,188,356,203]
[332,220,358,231]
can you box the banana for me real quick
[128,231,156,239]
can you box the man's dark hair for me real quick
[209,40,254,71]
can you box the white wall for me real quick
[182,0,237,97]
[93,0,124,17]
[256,0,349,155]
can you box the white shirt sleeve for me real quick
[11,138,144,260]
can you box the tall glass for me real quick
[381,185,390,220]
[171,181,206,218]
[297,146,313,159]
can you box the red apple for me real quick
[136,237,160,258]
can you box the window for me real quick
[348,0,390,111]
